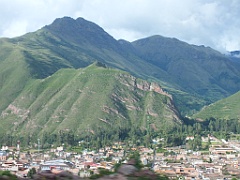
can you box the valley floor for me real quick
[1,136,240,179]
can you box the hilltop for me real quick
[1,17,239,114]
[0,63,181,145]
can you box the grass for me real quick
[193,91,240,120]
[1,18,240,142]
[0,63,181,140]
[2,22,237,118]
[4,24,236,115]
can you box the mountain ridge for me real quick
[1,16,240,116]
[0,63,181,145]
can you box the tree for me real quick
[144,135,151,148]
[0,170,17,180]
[67,131,75,146]
[27,168,37,179]
[128,151,143,170]
[208,120,214,132]
[205,137,211,150]
[194,135,202,150]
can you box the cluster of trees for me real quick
[0,170,17,180]
[0,117,239,150]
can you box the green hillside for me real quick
[0,39,32,112]
[1,16,240,146]
[0,63,181,145]
[132,35,240,113]
[193,91,240,120]
[3,17,239,114]
[0,17,240,115]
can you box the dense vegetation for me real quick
[1,115,239,151]
[0,17,240,147]
[0,170,17,180]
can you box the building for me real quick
[0,151,7,161]
[40,159,73,171]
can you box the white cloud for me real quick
[2,20,28,37]
[0,0,239,51]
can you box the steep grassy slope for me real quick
[1,17,240,115]
[193,91,240,120]
[0,63,181,139]
[12,17,162,80]
[0,39,32,112]
[31,18,240,114]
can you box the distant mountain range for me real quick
[2,17,239,114]
[0,16,240,142]
[230,50,240,58]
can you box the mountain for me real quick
[227,50,240,66]
[0,16,240,120]
[3,16,239,115]
[193,90,240,120]
[15,17,153,79]
[0,63,181,144]
[132,36,240,110]
[45,18,240,114]
[230,50,240,58]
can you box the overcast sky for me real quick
[0,0,239,52]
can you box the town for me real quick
[1,134,240,179]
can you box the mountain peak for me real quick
[45,16,104,34]
[50,16,90,25]
[53,16,75,23]
[44,16,118,50]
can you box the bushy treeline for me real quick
[1,117,239,149]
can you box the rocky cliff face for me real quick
[117,73,172,98]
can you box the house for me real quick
[0,150,7,161]
[186,136,194,141]
[211,147,236,154]
[1,160,18,172]
[56,146,64,152]
[75,162,85,170]
[40,159,73,171]
[155,165,177,179]
[1,146,8,151]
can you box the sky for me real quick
[0,0,240,52]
